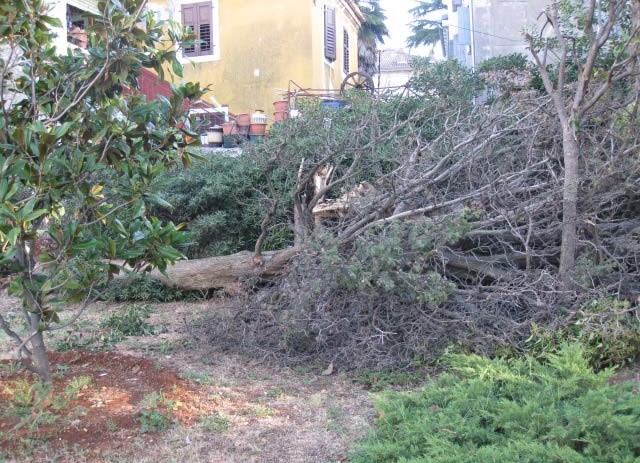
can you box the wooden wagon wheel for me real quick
[340,71,375,95]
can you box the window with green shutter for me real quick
[343,29,350,73]
[182,2,213,57]
[324,6,336,61]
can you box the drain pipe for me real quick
[468,0,476,71]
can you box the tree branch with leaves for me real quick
[0,0,204,381]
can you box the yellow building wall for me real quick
[158,0,362,117]
[310,0,361,92]
[179,0,311,115]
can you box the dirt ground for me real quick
[0,296,375,463]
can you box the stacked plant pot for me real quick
[249,110,267,143]
[273,100,290,123]
[222,121,241,148]
[235,113,251,139]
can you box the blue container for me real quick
[321,99,349,110]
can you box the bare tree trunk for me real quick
[558,127,580,280]
[293,199,307,247]
[28,313,51,382]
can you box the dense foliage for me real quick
[407,0,446,48]
[526,298,640,370]
[350,344,640,463]
[0,0,200,380]
[152,153,290,258]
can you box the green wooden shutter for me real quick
[324,6,336,61]
[197,2,212,55]
[182,3,196,56]
[343,29,349,73]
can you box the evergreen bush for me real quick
[351,344,640,463]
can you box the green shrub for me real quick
[152,154,291,258]
[477,53,529,73]
[527,298,640,369]
[97,273,209,302]
[100,303,163,341]
[350,344,640,463]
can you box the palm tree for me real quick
[407,0,445,48]
[356,0,389,75]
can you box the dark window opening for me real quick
[67,5,91,49]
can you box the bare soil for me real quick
[0,297,374,463]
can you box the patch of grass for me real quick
[53,329,98,352]
[2,379,50,418]
[104,418,118,432]
[350,343,640,463]
[246,405,276,418]
[0,360,21,377]
[266,387,286,399]
[65,375,92,396]
[326,404,346,434]
[2,379,59,435]
[527,297,640,369]
[138,392,176,433]
[179,369,215,385]
[155,340,174,354]
[199,412,230,433]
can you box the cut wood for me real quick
[140,248,300,290]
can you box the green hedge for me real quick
[351,344,640,463]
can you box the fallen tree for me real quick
[145,247,299,290]
[148,74,639,368]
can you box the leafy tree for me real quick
[407,0,446,48]
[0,0,202,381]
[409,57,481,105]
[356,0,389,75]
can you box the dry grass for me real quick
[0,296,374,463]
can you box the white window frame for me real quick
[175,0,220,63]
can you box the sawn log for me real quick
[146,247,300,290]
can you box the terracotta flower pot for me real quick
[273,111,289,122]
[249,123,267,135]
[234,113,251,126]
[222,122,237,135]
[273,100,289,112]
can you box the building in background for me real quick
[441,0,549,69]
[373,49,416,89]
[44,0,363,117]
[147,0,363,115]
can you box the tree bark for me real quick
[558,127,580,280]
[28,313,51,383]
[146,248,300,290]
